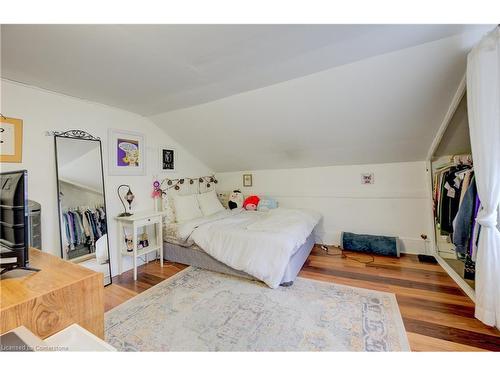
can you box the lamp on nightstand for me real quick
[117,184,135,217]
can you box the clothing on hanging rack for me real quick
[438,163,471,234]
[62,206,107,255]
[452,176,477,254]
[433,154,478,280]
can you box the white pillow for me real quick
[173,194,203,223]
[197,190,225,217]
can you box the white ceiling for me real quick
[151,29,491,171]
[1,25,493,172]
[0,24,491,116]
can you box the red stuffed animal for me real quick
[243,195,260,211]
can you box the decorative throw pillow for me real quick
[161,194,176,223]
[173,194,203,223]
[217,191,230,209]
[257,196,278,211]
[197,189,225,217]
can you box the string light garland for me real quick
[159,175,218,194]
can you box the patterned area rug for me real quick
[105,267,409,351]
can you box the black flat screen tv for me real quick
[0,170,30,275]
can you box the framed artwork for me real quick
[361,172,374,184]
[160,147,175,172]
[0,117,23,163]
[108,129,146,175]
[243,173,253,187]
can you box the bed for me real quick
[158,181,320,288]
[163,233,315,287]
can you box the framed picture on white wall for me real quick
[159,147,176,172]
[108,129,146,175]
[0,116,23,163]
[243,173,253,187]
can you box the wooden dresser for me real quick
[0,248,104,339]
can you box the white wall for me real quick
[0,79,211,275]
[216,161,433,254]
[60,181,104,210]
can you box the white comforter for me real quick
[171,208,321,288]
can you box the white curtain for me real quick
[466,27,500,327]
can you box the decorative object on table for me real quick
[361,172,374,184]
[151,179,162,199]
[139,230,149,249]
[124,235,134,252]
[117,184,135,217]
[123,226,134,252]
[228,190,244,210]
[0,115,23,163]
[257,197,278,211]
[108,129,145,175]
[151,178,164,213]
[242,173,253,187]
[159,147,175,172]
[243,195,260,211]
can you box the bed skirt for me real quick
[162,233,315,286]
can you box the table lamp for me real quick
[117,184,135,217]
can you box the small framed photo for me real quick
[243,173,253,187]
[108,129,146,175]
[361,173,374,184]
[160,147,175,172]
[0,117,23,163]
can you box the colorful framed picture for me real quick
[243,173,253,187]
[159,147,175,172]
[108,129,146,175]
[0,117,23,163]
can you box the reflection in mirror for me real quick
[431,93,475,290]
[54,132,112,286]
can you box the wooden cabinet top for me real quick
[1,248,99,310]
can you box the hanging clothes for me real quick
[62,206,106,256]
[452,177,477,254]
[439,164,470,234]
[433,155,478,281]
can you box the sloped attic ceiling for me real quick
[1,24,490,115]
[151,28,491,172]
[1,25,493,172]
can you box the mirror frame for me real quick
[53,129,112,286]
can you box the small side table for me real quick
[115,210,164,280]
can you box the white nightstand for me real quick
[115,210,165,280]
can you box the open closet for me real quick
[429,84,477,298]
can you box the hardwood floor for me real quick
[104,245,500,351]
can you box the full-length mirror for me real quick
[54,130,112,286]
